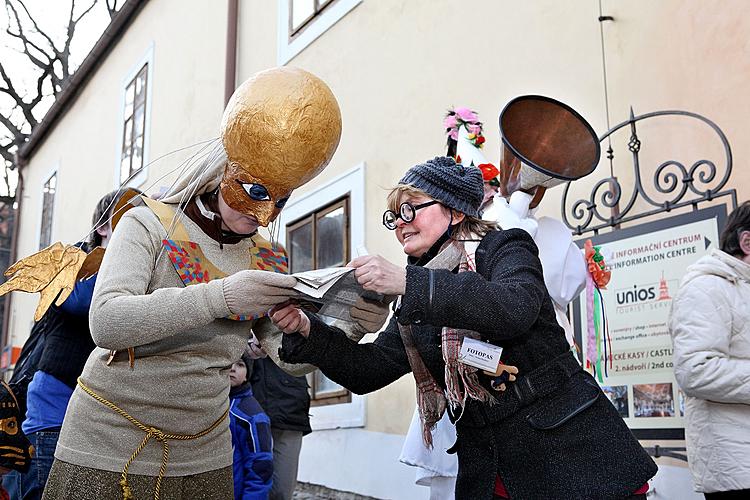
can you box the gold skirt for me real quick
[42,459,233,500]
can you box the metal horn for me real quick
[498,95,600,206]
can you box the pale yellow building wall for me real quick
[9,0,227,348]
[237,0,750,436]
[10,0,748,440]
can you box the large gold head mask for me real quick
[219,67,342,226]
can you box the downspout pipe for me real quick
[224,0,239,106]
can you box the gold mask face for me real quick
[220,161,291,227]
[219,67,342,226]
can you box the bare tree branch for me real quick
[74,0,97,24]
[0,61,39,128]
[60,0,98,84]
[5,2,54,70]
[1,0,107,198]
[0,146,16,164]
[28,67,51,109]
[105,0,120,18]
[0,111,24,140]
[13,0,60,55]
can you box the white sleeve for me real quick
[534,217,587,308]
[669,276,750,404]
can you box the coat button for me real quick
[410,310,424,324]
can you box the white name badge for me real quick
[458,338,503,372]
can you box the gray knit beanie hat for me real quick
[399,156,484,217]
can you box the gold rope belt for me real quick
[77,378,229,500]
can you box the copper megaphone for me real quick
[498,95,600,207]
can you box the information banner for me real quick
[573,206,727,437]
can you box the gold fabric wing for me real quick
[0,242,88,321]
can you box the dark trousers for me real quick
[3,431,59,500]
[22,431,59,500]
[705,490,750,499]
[1,471,19,499]
[269,428,303,500]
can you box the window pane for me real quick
[125,82,135,118]
[120,153,131,184]
[315,370,343,395]
[292,0,315,30]
[123,117,133,150]
[289,222,313,273]
[133,104,145,138]
[135,67,147,104]
[132,138,143,174]
[39,174,56,249]
[316,206,345,268]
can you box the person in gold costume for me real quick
[4,67,343,500]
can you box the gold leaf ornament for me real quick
[0,242,88,321]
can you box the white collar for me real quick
[195,196,217,221]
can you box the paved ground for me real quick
[292,482,380,500]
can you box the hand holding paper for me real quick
[246,333,268,359]
[222,270,298,317]
[271,303,311,337]
[348,255,407,296]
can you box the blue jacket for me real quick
[229,384,273,500]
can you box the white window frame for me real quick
[277,0,362,65]
[36,167,59,250]
[276,162,367,429]
[114,43,154,189]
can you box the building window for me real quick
[39,172,56,250]
[289,0,335,36]
[286,196,351,406]
[120,64,148,185]
[277,0,362,65]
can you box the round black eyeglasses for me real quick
[382,200,441,230]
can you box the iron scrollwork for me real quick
[562,109,737,235]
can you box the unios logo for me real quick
[616,284,656,305]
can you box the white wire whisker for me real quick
[79,138,219,246]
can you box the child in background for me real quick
[229,352,273,500]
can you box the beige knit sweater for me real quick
[55,205,257,476]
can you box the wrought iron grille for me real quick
[562,109,737,235]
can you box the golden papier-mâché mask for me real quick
[220,67,342,226]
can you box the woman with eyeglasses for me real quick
[272,156,656,500]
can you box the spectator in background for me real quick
[229,351,273,500]
[669,201,750,499]
[250,343,311,500]
[8,190,122,500]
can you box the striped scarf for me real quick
[398,237,495,447]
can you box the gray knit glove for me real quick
[348,297,391,339]
[221,270,298,317]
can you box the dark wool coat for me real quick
[250,357,312,435]
[281,229,657,500]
